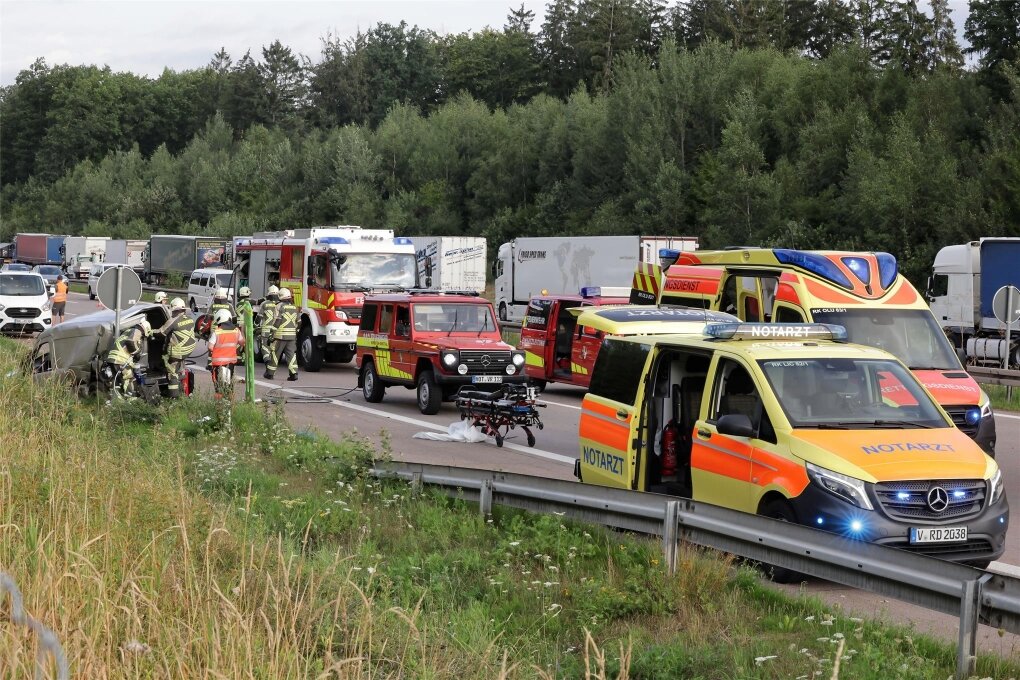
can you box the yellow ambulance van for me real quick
[648,249,996,455]
[577,321,1008,570]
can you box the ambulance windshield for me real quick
[809,308,960,370]
[758,358,949,429]
[333,253,416,289]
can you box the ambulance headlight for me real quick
[505,363,516,375]
[979,393,993,420]
[442,351,458,367]
[512,352,525,367]
[806,462,873,510]
[990,468,1004,505]
[457,364,468,375]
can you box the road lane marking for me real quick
[539,398,581,411]
[251,378,576,466]
[997,412,1020,421]
[990,561,1020,577]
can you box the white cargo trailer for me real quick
[62,236,111,280]
[494,235,698,321]
[410,237,487,292]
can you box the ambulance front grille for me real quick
[944,405,978,437]
[877,537,994,560]
[459,350,512,376]
[873,479,986,521]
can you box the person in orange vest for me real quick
[207,309,244,399]
[51,274,68,324]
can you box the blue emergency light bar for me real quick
[774,250,853,289]
[703,323,848,342]
[580,286,632,298]
[394,237,413,245]
[317,236,350,245]
[659,248,680,259]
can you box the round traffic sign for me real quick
[992,285,1020,324]
[97,266,143,310]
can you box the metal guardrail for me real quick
[968,365,1020,388]
[372,461,1020,679]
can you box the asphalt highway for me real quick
[44,293,1020,654]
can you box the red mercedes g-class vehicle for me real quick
[356,293,527,414]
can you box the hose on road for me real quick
[262,384,360,404]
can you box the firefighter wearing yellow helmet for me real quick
[259,285,281,363]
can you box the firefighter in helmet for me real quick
[105,318,152,396]
[208,308,244,399]
[158,297,198,397]
[259,285,280,363]
[207,287,234,322]
[264,287,298,381]
[154,291,169,308]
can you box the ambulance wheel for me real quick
[498,302,507,322]
[524,427,535,448]
[758,500,804,584]
[417,370,442,415]
[190,298,198,313]
[362,362,385,403]
[494,432,504,447]
[299,324,325,372]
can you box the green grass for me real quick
[68,280,159,302]
[3,337,1019,678]
[985,383,1020,413]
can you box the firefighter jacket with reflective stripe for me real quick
[209,325,244,366]
[259,300,279,335]
[162,313,198,358]
[108,327,143,366]
[208,300,234,319]
[272,302,299,340]
[52,281,68,303]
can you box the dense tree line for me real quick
[1,0,1019,286]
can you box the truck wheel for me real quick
[89,288,96,301]
[362,361,385,402]
[299,324,324,372]
[498,302,508,321]
[190,298,198,313]
[417,370,442,415]
[758,500,804,584]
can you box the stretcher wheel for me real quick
[524,427,536,448]
[537,421,544,430]
[494,432,504,447]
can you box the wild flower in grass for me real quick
[509,541,521,547]
[816,638,830,643]
[832,632,844,640]
[804,615,815,622]
[521,570,531,575]
[547,603,562,615]
[552,511,565,516]
[367,567,376,575]
[820,619,834,626]
[754,655,777,666]
[849,617,862,622]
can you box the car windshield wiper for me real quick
[842,419,936,429]
[794,423,851,430]
[447,307,459,336]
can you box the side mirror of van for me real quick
[716,414,756,438]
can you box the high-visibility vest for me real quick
[272,302,299,340]
[166,314,198,358]
[52,281,68,303]
[210,326,243,366]
[209,300,234,319]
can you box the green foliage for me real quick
[1,3,1018,286]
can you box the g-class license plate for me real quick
[472,376,503,384]
[909,526,967,544]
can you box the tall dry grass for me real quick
[0,347,627,679]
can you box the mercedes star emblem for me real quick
[480,355,491,367]
[926,486,949,513]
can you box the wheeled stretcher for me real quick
[455,384,545,447]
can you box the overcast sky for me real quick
[1,0,971,87]
[0,0,549,85]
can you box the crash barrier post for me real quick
[479,478,493,516]
[662,500,680,575]
[242,303,255,403]
[371,461,1020,680]
[0,571,70,680]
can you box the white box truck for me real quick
[104,239,147,272]
[494,235,698,321]
[411,237,487,292]
[62,236,111,280]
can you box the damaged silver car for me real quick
[29,303,194,401]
